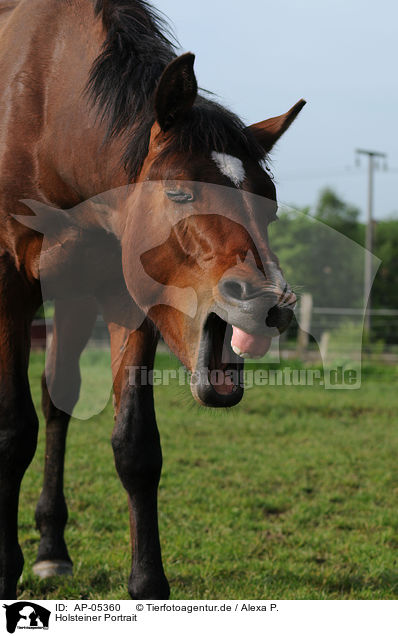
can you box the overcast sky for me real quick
[156,0,397,220]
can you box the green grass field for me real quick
[17,351,398,600]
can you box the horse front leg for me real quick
[33,297,98,578]
[0,255,40,599]
[109,320,169,600]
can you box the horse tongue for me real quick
[231,326,271,359]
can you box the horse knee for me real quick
[111,416,162,492]
[35,490,68,530]
[0,405,38,475]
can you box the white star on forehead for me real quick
[211,151,246,187]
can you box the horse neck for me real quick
[35,1,131,203]
[1,0,146,241]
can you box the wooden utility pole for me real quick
[297,293,313,358]
[355,149,387,335]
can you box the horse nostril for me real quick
[266,305,294,333]
[219,278,258,302]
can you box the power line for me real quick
[280,168,397,181]
[312,308,398,316]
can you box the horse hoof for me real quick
[128,572,170,599]
[33,560,73,579]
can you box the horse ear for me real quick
[247,99,306,153]
[155,52,198,132]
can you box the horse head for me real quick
[120,53,305,407]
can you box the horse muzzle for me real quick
[217,276,296,339]
[190,280,296,408]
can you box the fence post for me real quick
[297,293,313,358]
[319,331,330,363]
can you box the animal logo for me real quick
[2,602,50,633]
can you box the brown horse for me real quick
[0,0,305,599]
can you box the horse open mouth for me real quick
[190,313,273,408]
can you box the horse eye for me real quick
[166,190,194,204]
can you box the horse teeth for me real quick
[231,343,263,359]
[232,344,250,358]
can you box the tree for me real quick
[371,217,398,306]
[270,188,398,344]
[314,187,362,244]
[270,190,364,310]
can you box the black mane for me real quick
[89,0,265,178]
[89,0,175,134]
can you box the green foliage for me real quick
[372,216,398,314]
[17,351,398,600]
[270,197,364,310]
[314,187,362,243]
[271,188,398,343]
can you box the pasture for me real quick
[17,351,398,600]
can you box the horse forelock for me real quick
[139,98,268,189]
